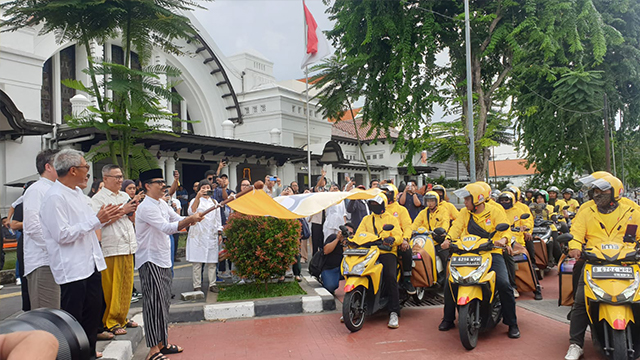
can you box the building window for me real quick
[252,106,258,113]
[366,155,371,160]
[41,58,53,124]
[310,110,314,117]
[171,87,182,133]
[244,107,250,115]
[260,104,266,112]
[372,154,377,159]
[298,107,302,114]
[59,45,76,123]
[292,105,296,113]
[379,154,384,159]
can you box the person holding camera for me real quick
[398,180,423,221]
[186,179,224,292]
[321,222,355,294]
[263,175,282,198]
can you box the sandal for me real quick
[148,352,168,360]
[97,331,115,341]
[125,320,139,328]
[160,344,183,354]
[109,326,127,335]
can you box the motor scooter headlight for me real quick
[342,258,349,274]
[617,271,640,302]
[586,270,612,302]
[346,250,378,276]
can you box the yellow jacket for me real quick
[355,212,404,254]
[412,205,451,232]
[569,201,640,251]
[441,201,459,221]
[504,205,534,246]
[577,197,640,216]
[555,198,580,213]
[449,204,512,255]
[386,201,413,240]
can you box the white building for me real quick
[0,9,467,211]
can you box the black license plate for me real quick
[344,249,369,256]
[591,266,634,279]
[450,256,482,267]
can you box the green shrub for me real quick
[224,213,300,291]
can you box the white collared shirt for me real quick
[91,188,137,257]
[40,180,106,284]
[135,196,182,269]
[22,177,55,275]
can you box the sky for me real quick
[193,0,334,81]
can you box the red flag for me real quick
[301,1,330,69]
[304,2,319,55]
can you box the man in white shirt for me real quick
[40,149,121,359]
[23,149,59,309]
[135,169,203,360]
[91,164,139,335]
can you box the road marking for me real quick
[376,340,407,345]
[0,291,21,300]
[381,348,427,354]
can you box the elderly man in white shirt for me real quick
[135,168,203,360]
[22,149,59,309]
[40,149,121,359]
[91,164,139,336]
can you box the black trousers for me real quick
[17,234,29,311]
[503,252,517,287]
[378,253,400,314]
[311,223,324,256]
[569,275,590,347]
[60,270,103,357]
[525,240,536,267]
[443,254,517,326]
[398,248,413,278]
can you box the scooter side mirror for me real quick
[382,224,395,232]
[495,223,510,232]
[556,233,574,244]
[520,213,530,220]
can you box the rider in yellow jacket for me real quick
[439,182,520,339]
[355,195,404,328]
[412,191,451,232]
[564,175,640,360]
[432,185,459,223]
[380,184,415,295]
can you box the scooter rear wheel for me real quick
[343,286,366,332]
[459,300,479,350]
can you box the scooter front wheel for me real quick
[343,285,366,332]
[459,300,479,350]
[610,327,628,360]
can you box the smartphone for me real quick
[269,176,277,181]
[624,224,638,243]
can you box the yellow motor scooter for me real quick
[341,224,399,332]
[560,227,640,360]
[448,223,510,350]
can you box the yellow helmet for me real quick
[504,185,521,201]
[424,191,440,206]
[453,182,489,206]
[576,171,613,187]
[591,175,624,201]
[379,184,398,204]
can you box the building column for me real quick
[228,161,238,190]
[157,156,167,178]
[165,157,176,191]
[417,174,424,188]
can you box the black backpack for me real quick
[309,250,326,278]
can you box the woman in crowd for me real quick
[186,179,223,292]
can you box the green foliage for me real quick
[224,213,301,291]
[217,281,306,302]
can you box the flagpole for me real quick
[306,66,312,191]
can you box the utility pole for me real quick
[603,93,611,172]
[464,0,476,182]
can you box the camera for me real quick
[339,225,351,237]
[206,190,214,197]
[222,157,229,164]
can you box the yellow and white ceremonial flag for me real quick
[227,188,381,219]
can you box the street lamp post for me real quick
[464,0,476,182]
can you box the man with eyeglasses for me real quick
[40,149,122,359]
[135,168,204,360]
[91,164,140,336]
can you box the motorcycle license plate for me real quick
[344,249,369,256]
[591,266,634,279]
[450,256,482,267]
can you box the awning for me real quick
[398,166,438,175]
[4,173,40,188]
[56,127,308,166]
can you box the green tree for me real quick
[311,56,372,179]
[1,0,208,177]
